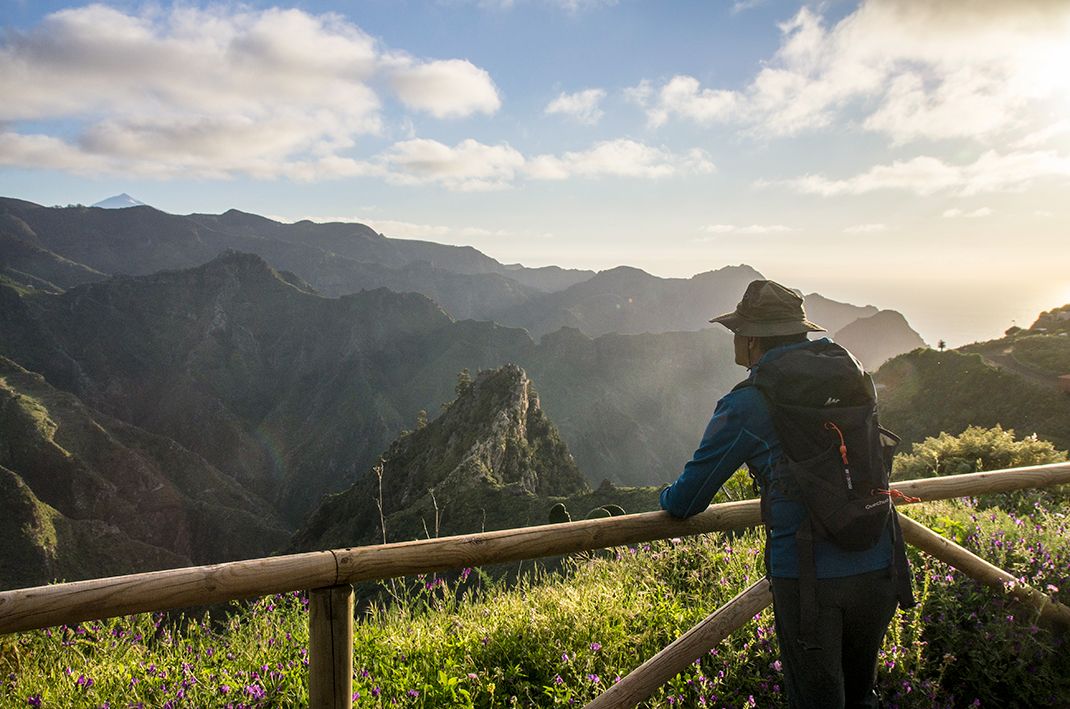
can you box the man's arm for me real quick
[660,390,767,518]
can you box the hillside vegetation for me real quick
[876,348,1070,451]
[3,497,1067,708]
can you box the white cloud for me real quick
[527,140,714,180]
[1013,120,1070,149]
[631,1,1070,144]
[545,89,607,125]
[777,150,1070,197]
[0,132,111,174]
[0,5,499,178]
[698,223,794,236]
[471,0,618,12]
[732,0,767,14]
[387,58,501,118]
[372,137,714,190]
[380,138,525,191]
[943,207,993,219]
[843,223,889,233]
[641,75,740,129]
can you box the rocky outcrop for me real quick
[290,365,589,550]
[834,309,927,370]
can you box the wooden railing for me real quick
[1,462,1069,707]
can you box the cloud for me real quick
[843,223,889,233]
[630,0,1070,144]
[374,137,713,190]
[469,0,618,12]
[0,5,499,178]
[641,76,739,129]
[776,150,1070,196]
[387,58,501,118]
[942,207,993,219]
[380,138,525,191]
[526,140,714,180]
[732,0,767,14]
[545,89,607,125]
[698,223,794,237]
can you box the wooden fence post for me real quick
[584,578,773,709]
[309,585,354,708]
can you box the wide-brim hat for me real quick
[709,279,826,337]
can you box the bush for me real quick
[892,425,1068,514]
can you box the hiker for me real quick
[660,280,913,709]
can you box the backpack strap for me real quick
[890,510,916,610]
[794,517,822,650]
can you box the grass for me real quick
[2,499,1068,708]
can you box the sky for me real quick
[2,0,1069,346]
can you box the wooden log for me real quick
[309,585,354,709]
[0,552,338,635]
[584,578,773,709]
[0,462,1067,635]
[891,462,1070,502]
[327,461,1068,584]
[897,514,1070,629]
[332,499,762,585]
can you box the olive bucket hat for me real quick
[709,279,826,337]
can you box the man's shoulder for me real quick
[719,381,769,418]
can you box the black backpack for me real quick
[741,340,915,647]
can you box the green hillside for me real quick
[875,348,1070,451]
[0,356,289,588]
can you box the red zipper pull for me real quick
[824,421,849,465]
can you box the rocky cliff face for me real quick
[290,365,589,550]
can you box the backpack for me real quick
[741,340,915,647]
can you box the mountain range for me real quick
[0,196,938,587]
[0,198,924,368]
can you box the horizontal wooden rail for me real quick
[0,462,1067,635]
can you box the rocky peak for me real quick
[834,309,927,370]
[290,365,588,549]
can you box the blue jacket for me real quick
[659,338,892,578]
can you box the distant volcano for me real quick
[91,193,148,209]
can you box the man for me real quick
[660,280,906,709]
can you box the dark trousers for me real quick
[770,567,898,709]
